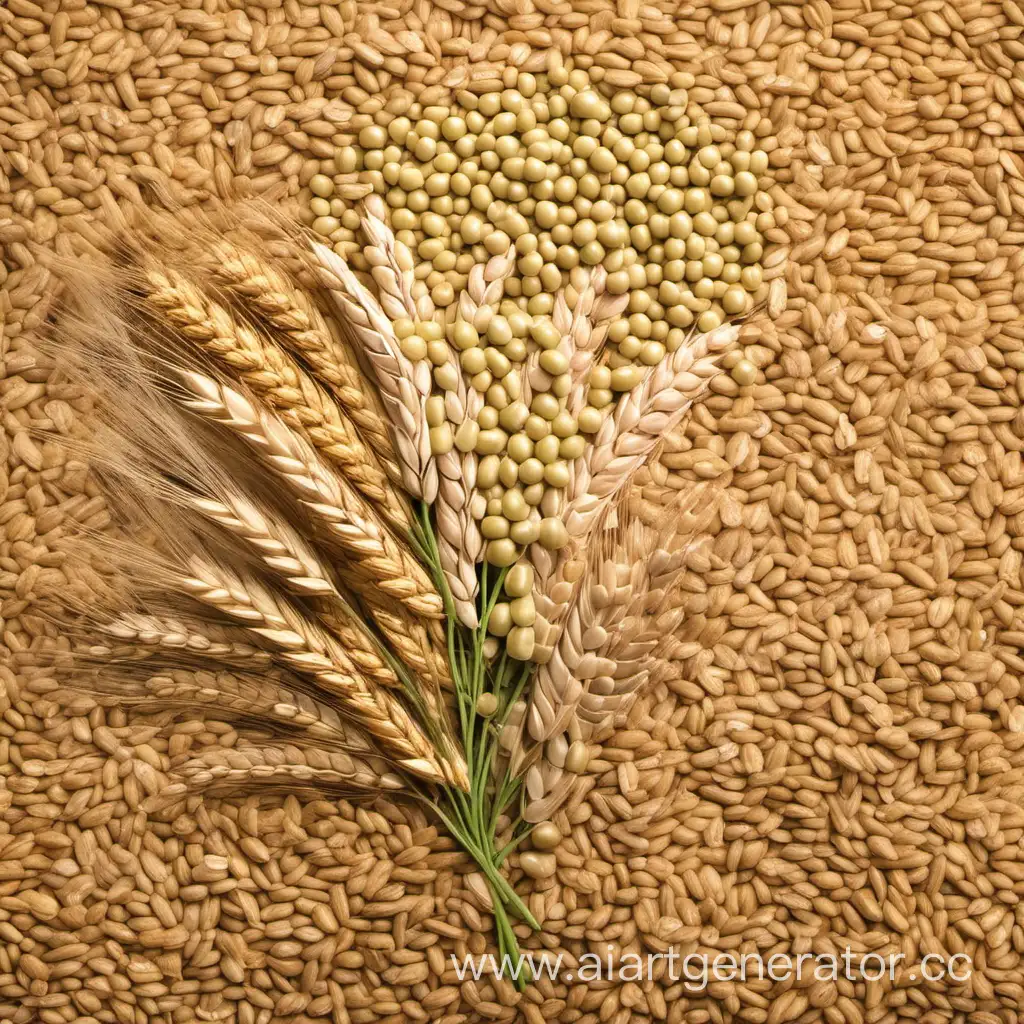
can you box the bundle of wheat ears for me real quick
[47,199,746,966]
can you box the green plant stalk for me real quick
[413,503,538,985]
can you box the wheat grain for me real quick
[139,266,411,533]
[312,242,438,503]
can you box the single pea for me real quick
[482,515,510,540]
[507,433,534,464]
[525,414,551,441]
[452,323,479,356]
[400,335,427,360]
[530,319,561,349]
[697,309,721,332]
[510,518,540,544]
[722,285,748,315]
[309,173,334,198]
[618,335,642,359]
[510,594,537,627]
[734,170,757,196]
[498,456,519,488]
[544,460,570,488]
[502,487,529,522]
[425,340,449,366]
[534,434,561,464]
[588,387,613,409]
[506,625,536,662]
[460,347,487,375]
[488,602,512,636]
[471,369,493,392]
[560,434,586,459]
[486,349,512,379]
[538,517,569,551]
[486,538,519,568]
[505,562,535,598]
[478,455,500,489]
[429,423,453,455]
[539,349,569,375]
[532,821,561,850]
[454,419,480,454]
[425,395,446,428]
[476,692,499,717]
[518,457,545,485]
[731,358,757,386]
[741,265,763,290]
[550,411,576,439]
[551,373,571,399]
[309,197,331,218]
[498,400,529,432]
[611,365,643,391]
[476,428,508,455]
[478,406,500,430]
[532,393,560,420]
[565,740,589,773]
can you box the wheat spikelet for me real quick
[195,237,398,466]
[139,266,410,534]
[563,321,739,540]
[312,242,437,503]
[179,557,464,787]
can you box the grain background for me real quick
[2,0,1024,1021]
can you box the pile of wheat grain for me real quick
[2,0,1024,1021]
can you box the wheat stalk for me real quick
[179,556,465,787]
[138,266,411,534]
[312,242,438,503]
[193,237,398,465]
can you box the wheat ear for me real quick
[106,668,359,746]
[176,371,442,619]
[358,197,482,627]
[139,267,410,534]
[170,743,405,798]
[191,237,398,463]
[359,193,435,324]
[179,557,464,787]
[530,322,740,664]
[176,371,452,690]
[312,242,437,503]
[190,490,400,688]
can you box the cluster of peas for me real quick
[303,64,772,660]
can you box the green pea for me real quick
[488,602,512,636]
[454,420,480,453]
[477,455,500,489]
[734,170,757,195]
[506,625,536,661]
[544,460,569,488]
[577,406,603,433]
[538,517,569,551]
[510,518,540,545]
[722,285,748,315]
[478,407,499,430]
[534,434,560,463]
[482,515,510,540]
[525,414,551,441]
[502,488,529,522]
[429,423,453,454]
[531,393,560,420]
[538,349,569,376]
[518,457,545,485]
[507,433,533,463]
[434,363,459,391]
[476,428,508,455]
[461,347,487,375]
[498,400,529,432]
[499,456,519,488]
[560,434,586,459]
